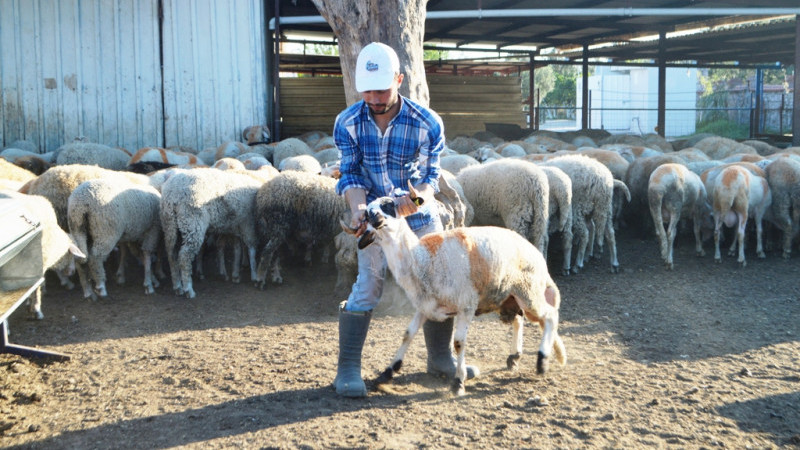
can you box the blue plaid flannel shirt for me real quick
[334,96,445,231]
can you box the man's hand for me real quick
[350,209,367,237]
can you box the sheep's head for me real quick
[340,183,424,250]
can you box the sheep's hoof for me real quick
[116,275,125,285]
[451,378,466,396]
[232,276,241,283]
[561,268,570,277]
[610,264,620,274]
[665,262,673,270]
[570,266,581,275]
[506,353,521,370]
[536,351,549,375]
[714,257,722,264]
[696,250,705,257]
[757,251,766,259]
[374,367,396,385]
[739,260,747,268]
[144,286,155,295]
[782,251,791,260]
[30,311,44,321]
[185,290,196,299]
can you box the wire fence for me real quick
[531,90,794,139]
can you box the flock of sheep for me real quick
[1,125,798,326]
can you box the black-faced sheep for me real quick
[346,196,566,396]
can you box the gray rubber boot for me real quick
[424,318,480,380]
[333,304,372,398]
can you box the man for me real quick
[333,42,478,398]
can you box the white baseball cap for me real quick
[355,42,400,92]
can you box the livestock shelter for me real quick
[1,1,799,153]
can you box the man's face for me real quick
[361,73,403,116]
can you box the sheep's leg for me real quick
[247,246,258,282]
[375,312,426,385]
[75,261,95,300]
[665,209,681,270]
[755,215,766,259]
[116,245,127,285]
[736,216,747,267]
[650,198,669,266]
[586,219,596,259]
[142,251,155,295]
[178,226,206,299]
[451,312,473,396]
[571,216,589,274]
[692,211,705,257]
[713,214,723,263]
[231,239,242,283]
[603,214,619,273]
[162,221,183,295]
[506,314,524,370]
[26,286,43,320]
[217,240,229,281]
[86,248,113,297]
[560,226,573,276]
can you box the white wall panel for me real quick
[161,0,267,152]
[0,0,162,152]
[1,0,267,153]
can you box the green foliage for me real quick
[695,119,749,140]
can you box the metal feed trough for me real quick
[0,196,70,361]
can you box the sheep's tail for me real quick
[553,333,567,366]
[67,204,90,263]
[614,179,631,203]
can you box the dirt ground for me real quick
[1,226,799,449]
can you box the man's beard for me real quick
[368,103,391,115]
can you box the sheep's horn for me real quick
[407,180,423,206]
[340,219,360,235]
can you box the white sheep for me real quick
[0,190,85,319]
[345,196,566,396]
[254,170,348,288]
[272,137,314,168]
[439,154,479,176]
[705,165,771,266]
[537,165,573,275]
[21,164,151,231]
[67,179,162,300]
[278,154,322,174]
[763,157,800,258]
[456,159,550,252]
[647,163,711,270]
[693,136,758,160]
[541,154,619,273]
[160,168,263,298]
[55,142,131,170]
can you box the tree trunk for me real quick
[309,0,429,107]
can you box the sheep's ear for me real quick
[68,241,86,260]
[357,230,376,250]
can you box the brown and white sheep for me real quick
[346,195,566,396]
[647,163,711,270]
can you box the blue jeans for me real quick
[344,216,443,312]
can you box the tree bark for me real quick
[309,0,429,107]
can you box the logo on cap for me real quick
[366,61,379,72]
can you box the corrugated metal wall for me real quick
[0,0,267,153]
